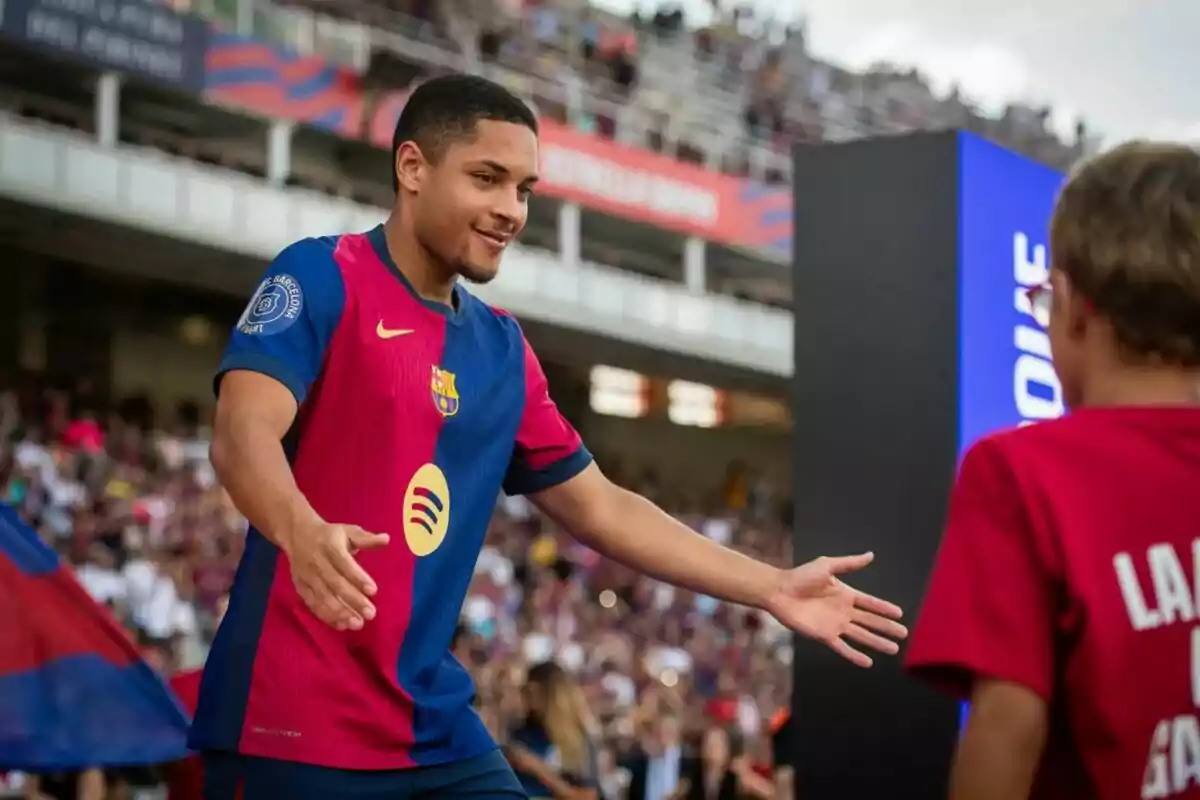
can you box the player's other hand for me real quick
[765,552,907,668]
[281,518,389,630]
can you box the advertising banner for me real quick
[202,31,793,257]
[532,119,792,257]
[0,0,210,93]
[957,134,1066,451]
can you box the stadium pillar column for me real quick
[267,121,294,187]
[558,203,581,266]
[788,132,963,797]
[95,72,121,148]
[235,0,253,36]
[683,237,706,292]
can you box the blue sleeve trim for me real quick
[214,351,309,405]
[503,445,594,496]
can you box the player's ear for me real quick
[394,140,426,195]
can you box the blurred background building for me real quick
[0,0,1099,796]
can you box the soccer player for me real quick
[190,74,907,798]
[906,141,1200,799]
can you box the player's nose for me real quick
[491,189,525,229]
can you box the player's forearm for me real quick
[210,416,319,553]
[578,486,782,609]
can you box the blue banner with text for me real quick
[0,0,210,92]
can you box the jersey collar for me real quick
[366,224,463,324]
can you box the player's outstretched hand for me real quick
[764,552,907,668]
[283,519,389,631]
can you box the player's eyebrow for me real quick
[474,160,538,185]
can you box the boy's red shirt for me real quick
[908,407,1200,799]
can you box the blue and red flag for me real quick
[0,503,190,771]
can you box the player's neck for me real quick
[382,217,456,306]
[1080,364,1200,408]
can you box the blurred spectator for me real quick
[61,409,104,454]
[508,661,601,798]
[623,710,684,800]
[676,726,774,800]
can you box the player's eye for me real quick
[518,185,534,200]
[472,173,498,187]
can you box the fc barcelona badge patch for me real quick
[430,365,459,417]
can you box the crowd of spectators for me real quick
[240,0,1094,182]
[500,0,1091,175]
[1,377,795,798]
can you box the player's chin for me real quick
[457,256,501,285]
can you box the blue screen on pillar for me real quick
[954,132,1067,729]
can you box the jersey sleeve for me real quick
[214,238,346,405]
[904,437,1058,703]
[502,336,593,496]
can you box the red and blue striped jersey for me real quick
[189,225,592,770]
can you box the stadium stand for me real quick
[217,0,1093,179]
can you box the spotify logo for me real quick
[403,463,450,557]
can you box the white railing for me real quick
[0,115,793,376]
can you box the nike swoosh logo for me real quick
[377,321,414,339]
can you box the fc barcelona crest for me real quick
[430,365,460,417]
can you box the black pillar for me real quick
[788,131,1066,797]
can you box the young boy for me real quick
[907,141,1200,799]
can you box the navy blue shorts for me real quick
[201,748,527,799]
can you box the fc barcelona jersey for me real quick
[189,225,593,770]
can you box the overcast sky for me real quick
[595,0,1200,144]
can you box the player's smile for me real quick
[472,227,511,251]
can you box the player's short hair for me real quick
[391,73,538,192]
[1050,141,1200,366]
